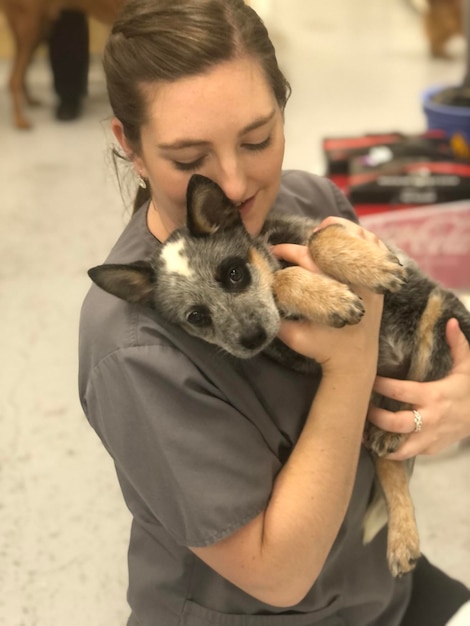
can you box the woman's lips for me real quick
[237,194,256,215]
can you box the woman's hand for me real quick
[271,217,385,381]
[368,318,470,459]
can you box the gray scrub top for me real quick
[79,171,411,625]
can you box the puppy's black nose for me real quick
[240,327,267,350]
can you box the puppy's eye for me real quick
[217,256,251,292]
[186,305,211,327]
[229,265,245,284]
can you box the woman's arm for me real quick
[368,317,470,460]
[191,354,378,606]
[190,221,384,607]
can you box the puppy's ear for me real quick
[186,174,243,236]
[88,261,155,306]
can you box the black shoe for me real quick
[55,98,83,121]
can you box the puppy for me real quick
[89,174,470,577]
[0,0,125,130]
[424,0,463,59]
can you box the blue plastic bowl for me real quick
[423,85,470,145]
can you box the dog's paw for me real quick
[328,290,365,327]
[388,535,421,578]
[367,251,407,294]
[273,267,365,327]
[308,228,408,294]
[363,423,405,457]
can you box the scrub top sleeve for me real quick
[278,170,359,224]
[84,342,281,548]
[329,178,359,224]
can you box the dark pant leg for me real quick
[401,556,470,626]
[48,10,89,103]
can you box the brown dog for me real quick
[0,0,125,129]
[424,0,463,58]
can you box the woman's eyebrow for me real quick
[157,110,276,151]
[157,138,210,150]
[240,109,276,135]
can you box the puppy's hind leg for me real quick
[374,457,420,577]
[272,266,365,327]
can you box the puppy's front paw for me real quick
[363,423,405,457]
[308,227,407,294]
[327,288,365,327]
[367,251,407,294]
[273,267,365,327]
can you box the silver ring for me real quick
[412,409,423,433]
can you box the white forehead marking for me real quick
[161,239,194,278]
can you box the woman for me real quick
[79,1,470,624]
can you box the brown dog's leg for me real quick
[5,5,43,129]
[424,0,463,59]
[374,457,420,577]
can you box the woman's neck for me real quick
[146,200,179,243]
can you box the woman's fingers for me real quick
[367,405,424,434]
[271,243,321,273]
[372,376,424,407]
[446,318,470,371]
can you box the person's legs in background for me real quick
[48,10,89,121]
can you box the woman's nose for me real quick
[212,161,248,204]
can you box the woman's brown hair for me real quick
[103,0,291,213]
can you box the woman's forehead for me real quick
[140,58,279,141]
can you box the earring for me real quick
[138,174,147,189]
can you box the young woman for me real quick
[79,1,470,624]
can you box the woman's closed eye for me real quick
[242,135,272,152]
[172,136,272,172]
[173,155,207,172]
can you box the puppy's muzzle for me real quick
[239,326,268,351]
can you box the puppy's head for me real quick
[89,175,281,358]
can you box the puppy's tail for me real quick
[363,482,388,544]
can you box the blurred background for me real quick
[1,1,469,624]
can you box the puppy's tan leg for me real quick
[364,422,407,457]
[272,266,365,327]
[308,224,406,293]
[374,457,420,577]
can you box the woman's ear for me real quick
[111,117,130,153]
[111,117,146,175]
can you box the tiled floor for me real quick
[1,1,469,624]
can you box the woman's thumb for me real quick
[446,318,469,368]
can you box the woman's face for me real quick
[113,57,285,240]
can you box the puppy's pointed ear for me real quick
[186,174,243,236]
[88,261,155,306]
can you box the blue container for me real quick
[423,86,470,157]
[423,86,470,144]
